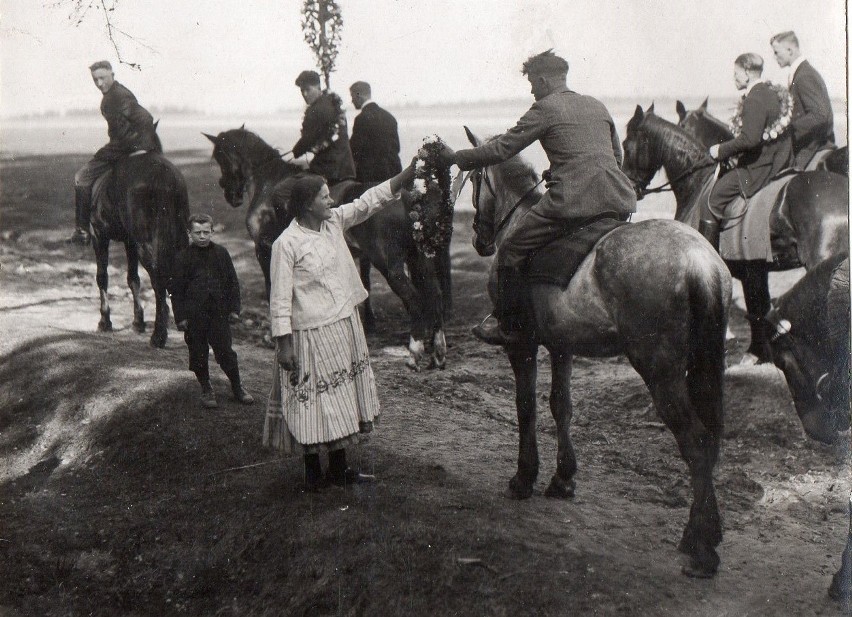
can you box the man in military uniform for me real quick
[70,61,160,245]
[438,50,636,344]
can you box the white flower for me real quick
[762,132,770,141]
[769,129,778,139]
[413,221,423,230]
[415,159,426,171]
[422,135,440,146]
[780,116,789,127]
[413,178,427,195]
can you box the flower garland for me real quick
[729,82,794,143]
[309,91,346,155]
[409,135,455,259]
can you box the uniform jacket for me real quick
[94,81,159,161]
[454,88,636,220]
[789,60,835,167]
[292,92,356,183]
[350,102,403,182]
[718,82,794,197]
[170,242,241,323]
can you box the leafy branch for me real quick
[301,0,343,89]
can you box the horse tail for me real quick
[148,155,189,293]
[686,255,728,447]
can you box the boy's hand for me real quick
[228,312,240,324]
[176,320,188,331]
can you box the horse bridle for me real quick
[764,305,833,401]
[467,166,544,237]
[625,158,717,198]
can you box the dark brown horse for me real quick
[622,105,849,361]
[89,141,189,348]
[203,128,449,369]
[454,128,731,578]
[676,98,848,175]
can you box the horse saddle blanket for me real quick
[525,216,628,288]
[696,171,797,262]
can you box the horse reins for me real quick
[467,167,545,236]
[632,158,717,197]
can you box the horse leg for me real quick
[256,243,272,301]
[380,255,428,371]
[94,236,112,332]
[648,375,721,578]
[505,339,539,499]
[731,261,772,362]
[359,255,377,334]
[149,277,170,349]
[125,242,145,333]
[544,351,577,498]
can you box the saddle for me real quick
[524,214,629,288]
[696,170,798,263]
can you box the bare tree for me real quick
[50,0,150,69]
[301,0,343,89]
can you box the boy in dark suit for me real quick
[770,31,835,168]
[171,214,254,408]
[349,81,403,182]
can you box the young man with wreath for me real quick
[702,53,794,250]
[290,70,355,186]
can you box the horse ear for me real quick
[648,102,655,114]
[700,97,709,111]
[675,100,686,121]
[202,133,218,144]
[632,105,645,122]
[464,125,481,147]
[240,123,245,130]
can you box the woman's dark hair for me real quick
[288,174,327,218]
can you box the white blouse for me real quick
[269,180,395,336]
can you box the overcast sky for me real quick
[1,0,848,117]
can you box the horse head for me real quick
[462,127,540,257]
[675,98,733,148]
[765,254,850,444]
[205,130,251,208]
[621,104,663,199]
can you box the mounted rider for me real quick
[69,61,160,245]
[290,70,356,186]
[701,53,794,250]
[438,50,636,345]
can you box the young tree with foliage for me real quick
[301,0,343,90]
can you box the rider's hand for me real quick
[292,157,310,170]
[437,144,457,167]
[708,144,720,160]
[176,320,188,332]
[228,312,240,324]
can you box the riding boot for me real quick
[472,266,526,346]
[70,186,93,245]
[698,219,720,252]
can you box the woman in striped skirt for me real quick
[264,162,414,491]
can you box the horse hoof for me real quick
[544,475,575,499]
[132,321,146,334]
[681,556,718,579]
[149,334,167,349]
[506,476,534,500]
[98,321,113,332]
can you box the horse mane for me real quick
[215,128,287,170]
[693,108,732,134]
[484,136,543,206]
[639,112,710,170]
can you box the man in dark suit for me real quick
[348,82,402,182]
[770,31,835,168]
[702,53,794,250]
[437,50,636,344]
[69,60,160,245]
[291,70,355,185]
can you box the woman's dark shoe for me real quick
[327,467,375,487]
[303,453,326,492]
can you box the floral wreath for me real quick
[409,135,455,259]
[729,82,794,143]
[309,91,346,155]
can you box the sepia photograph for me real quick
[1,1,849,614]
